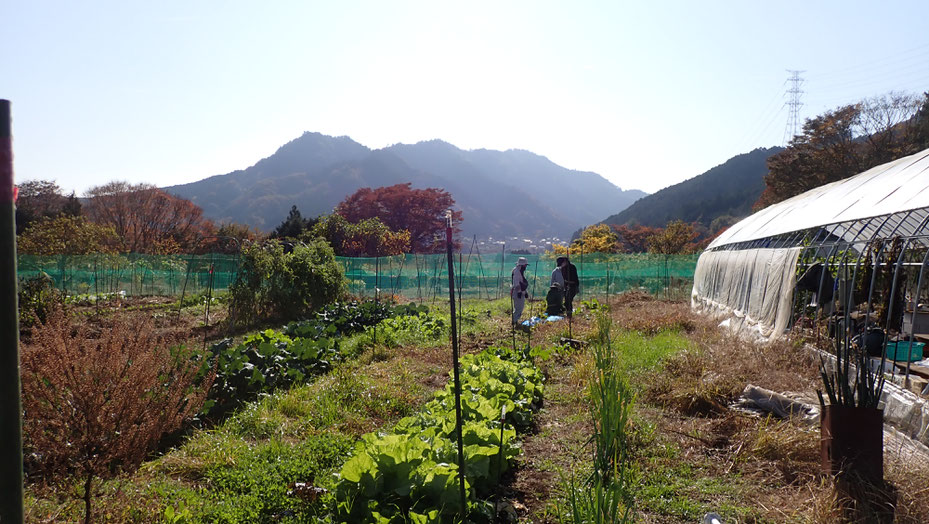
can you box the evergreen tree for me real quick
[272,205,315,239]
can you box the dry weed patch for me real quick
[22,309,213,523]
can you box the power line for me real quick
[805,43,929,82]
[732,90,786,154]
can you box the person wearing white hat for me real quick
[511,257,530,325]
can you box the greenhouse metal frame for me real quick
[693,147,929,381]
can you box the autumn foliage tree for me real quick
[551,223,619,256]
[15,180,81,235]
[311,213,410,257]
[335,183,461,253]
[756,92,929,209]
[202,221,264,254]
[647,220,699,258]
[83,182,215,254]
[611,224,660,253]
[17,215,119,255]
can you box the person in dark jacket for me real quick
[561,256,580,317]
[511,257,530,325]
[546,257,567,316]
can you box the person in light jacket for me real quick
[511,257,529,325]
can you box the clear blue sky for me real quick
[3,1,928,195]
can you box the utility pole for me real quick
[783,69,805,145]
[0,99,24,523]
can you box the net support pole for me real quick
[445,212,467,515]
[0,99,24,524]
[497,243,505,300]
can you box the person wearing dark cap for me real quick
[511,257,529,325]
[561,256,579,317]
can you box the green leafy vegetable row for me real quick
[205,300,430,418]
[335,348,544,523]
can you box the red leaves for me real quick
[335,183,462,253]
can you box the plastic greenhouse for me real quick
[692,147,929,375]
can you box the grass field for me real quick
[22,292,929,523]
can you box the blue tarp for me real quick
[521,315,564,326]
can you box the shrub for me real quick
[21,310,213,524]
[228,239,345,326]
[18,272,61,330]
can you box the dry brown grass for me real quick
[624,298,929,523]
[610,292,703,335]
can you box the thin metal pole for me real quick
[567,249,573,340]
[494,404,507,524]
[445,215,467,515]
[462,235,476,300]
[94,257,99,315]
[176,254,194,324]
[0,99,24,524]
[416,254,422,302]
[497,243,505,300]
[394,255,403,299]
[511,289,516,351]
[458,251,463,340]
[904,247,929,385]
[432,255,440,306]
[203,259,215,351]
[529,259,539,348]
[474,243,488,300]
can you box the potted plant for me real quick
[817,331,885,485]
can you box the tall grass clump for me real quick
[560,311,635,523]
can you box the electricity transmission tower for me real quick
[783,70,805,145]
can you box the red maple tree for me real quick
[335,183,462,253]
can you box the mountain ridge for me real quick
[165,132,646,239]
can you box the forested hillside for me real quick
[601,147,781,231]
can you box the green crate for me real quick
[885,341,924,362]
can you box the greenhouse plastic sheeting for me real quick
[709,147,929,249]
[692,247,801,341]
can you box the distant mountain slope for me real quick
[385,140,646,235]
[165,133,646,239]
[601,146,782,230]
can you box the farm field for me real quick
[21,291,929,523]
